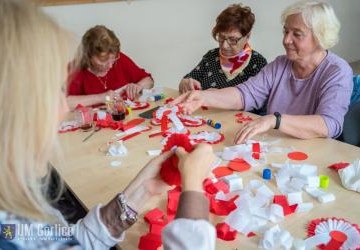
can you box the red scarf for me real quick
[220,43,252,75]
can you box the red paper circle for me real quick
[288,151,308,161]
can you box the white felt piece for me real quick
[108,141,128,157]
[295,202,313,213]
[269,204,284,223]
[110,161,122,168]
[304,187,327,198]
[306,176,320,188]
[256,184,274,199]
[339,159,360,192]
[287,192,303,205]
[228,177,243,192]
[317,193,335,203]
[147,149,162,156]
[190,131,221,142]
[259,225,293,250]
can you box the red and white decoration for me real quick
[307,217,360,250]
[190,131,224,145]
[124,99,150,110]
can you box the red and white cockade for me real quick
[124,99,150,110]
[307,217,360,250]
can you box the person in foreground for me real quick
[162,145,216,250]
[67,25,153,110]
[0,1,216,249]
[179,3,267,94]
[173,0,353,144]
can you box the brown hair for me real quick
[212,4,255,39]
[78,25,120,69]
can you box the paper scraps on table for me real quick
[259,224,293,250]
[287,151,308,161]
[307,217,360,250]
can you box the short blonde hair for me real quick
[281,0,340,49]
[0,0,72,221]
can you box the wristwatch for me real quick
[274,112,281,130]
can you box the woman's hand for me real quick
[124,83,143,100]
[179,78,202,94]
[175,144,216,192]
[171,90,206,115]
[234,114,276,144]
[123,151,174,211]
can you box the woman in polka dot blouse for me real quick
[179,4,267,93]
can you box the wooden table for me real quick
[55,88,360,249]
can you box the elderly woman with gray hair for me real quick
[173,0,353,145]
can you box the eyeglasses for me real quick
[216,34,244,46]
[92,55,119,68]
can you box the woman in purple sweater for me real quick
[173,0,353,144]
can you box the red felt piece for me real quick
[149,220,167,235]
[164,97,174,104]
[144,208,165,224]
[252,142,260,153]
[273,195,296,216]
[167,187,181,215]
[160,134,193,186]
[227,158,251,172]
[252,152,260,160]
[212,166,234,178]
[247,232,256,237]
[216,222,238,241]
[287,151,308,161]
[210,196,238,216]
[204,180,229,195]
[328,162,350,171]
[138,233,162,250]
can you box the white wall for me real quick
[43,0,360,89]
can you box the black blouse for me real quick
[184,48,267,89]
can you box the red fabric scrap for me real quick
[210,195,238,216]
[144,208,165,224]
[204,180,229,194]
[273,195,297,216]
[149,220,168,235]
[138,233,162,250]
[328,162,350,171]
[227,158,251,172]
[167,187,181,216]
[216,222,238,241]
[212,166,234,178]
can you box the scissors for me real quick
[82,126,101,142]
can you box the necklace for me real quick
[97,75,108,90]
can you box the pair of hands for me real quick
[103,83,143,101]
[125,143,216,200]
[172,90,276,144]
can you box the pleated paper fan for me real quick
[307,217,360,249]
